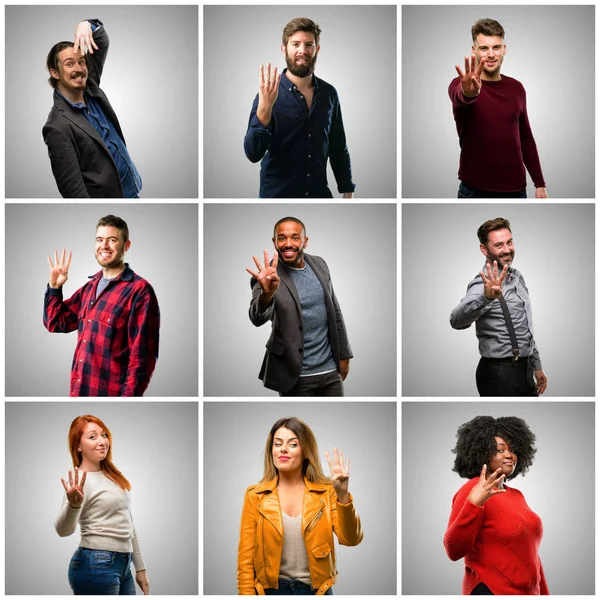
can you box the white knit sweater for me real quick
[54,471,146,571]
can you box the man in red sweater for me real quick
[449,18,547,198]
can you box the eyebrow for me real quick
[274,437,299,442]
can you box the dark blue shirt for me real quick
[55,91,142,198]
[244,69,355,198]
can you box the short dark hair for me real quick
[452,415,537,481]
[96,215,129,243]
[471,18,505,43]
[273,216,306,238]
[47,41,79,88]
[282,17,321,47]
[477,217,511,245]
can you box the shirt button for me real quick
[289,87,292,91]
[78,379,81,382]
[300,95,303,99]
[308,154,311,158]
[79,359,83,362]
[305,192,309,196]
[307,173,310,177]
[88,319,91,322]
[107,318,110,322]
[83,340,86,343]
[308,134,312,137]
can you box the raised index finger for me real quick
[263,249,270,269]
[271,251,278,268]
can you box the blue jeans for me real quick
[265,579,333,595]
[68,547,135,595]
[457,181,527,198]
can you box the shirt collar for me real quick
[55,89,87,110]
[88,263,134,282]
[281,68,318,93]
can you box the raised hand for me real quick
[325,447,350,503]
[246,250,280,304]
[48,248,72,289]
[455,54,485,98]
[479,260,508,300]
[73,21,98,55]
[256,63,280,127]
[467,464,506,506]
[61,467,87,509]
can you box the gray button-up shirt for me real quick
[450,265,542,370]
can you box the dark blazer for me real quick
[42,21,125,198]
[249,253,353,393]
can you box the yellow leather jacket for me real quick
[237,477,363,595]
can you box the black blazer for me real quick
[42,21,125,198]
[249,253,353,393]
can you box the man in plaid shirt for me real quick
[44,215,160,396]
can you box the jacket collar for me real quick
[88,262,135,282]
[254,475,329,495]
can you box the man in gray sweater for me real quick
[247,217,353,396]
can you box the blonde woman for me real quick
[238,417,363,595]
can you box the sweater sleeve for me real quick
[539,559,550,595]
[131,525,146,572]
[331,488,363,546]
[443,480,485,561]
[54,493,83,537]
[448,77,479,109]
[518,88,546,188]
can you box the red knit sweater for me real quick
[448,75,546,193]
[444,477,549,595]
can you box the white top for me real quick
[279,512,311,586]
[54,470,145,571]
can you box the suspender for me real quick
[497,295,520,361]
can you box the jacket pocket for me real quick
[311,541,331,559]
[266,339,284,355]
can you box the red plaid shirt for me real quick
[44,264,160,396]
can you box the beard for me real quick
[285,49,317,78]
[493,250,514,270]
[277,246,305,267]
[478,56,503,77]
[96,250,125,269]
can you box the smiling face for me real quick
[488,436,517,478]
[480,227,515,270]
[282,30,319,77]
[272,220,308,268]
[95,225,130,270]
[50,46,88,93]
[78,421,110,468]
[272,426,304,474]
[473,34,506,78]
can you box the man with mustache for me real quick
[44,215,160,396]
[449,18,547,198]
[450,218,547,396]
[244,17,355,198]
[43,19,142,198]
[246,217,352,396]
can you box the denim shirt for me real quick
[55,90,142,198]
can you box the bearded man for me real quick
[43,19,142,198]
[244,17,355,198]
[44,215,160,396]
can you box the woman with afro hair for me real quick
[443,416,549,595]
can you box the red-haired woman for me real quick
[55,415,149,595]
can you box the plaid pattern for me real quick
[44,264,160,396]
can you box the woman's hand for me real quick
[60,467,87,508]
[326,447,350,504]
[136,570,150,595]
[467,464,506,506]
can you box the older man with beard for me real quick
[43,19,142,198]
[44,215,160,396]
[450,218,547,396]
[244,17,355,198]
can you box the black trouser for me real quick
[471,582,494,595]
[279,370,344,397]
[476,356,538,397]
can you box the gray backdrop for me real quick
[402,203,595,396]
[6,204,198,396]
[402,402,595,595]
[203,401,397,595]
[203,203,397,396]
[204,5,397,198]
[402,5,595,198]
[5,402,198,595]
[6,5,198,198]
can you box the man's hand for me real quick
[74,21,98,55]
[256,63,280,127]
[479,260,508,300]
[135,570,150,595]
[340,358,350,381]
[246,250,280,308]
[535,187,548,199]
[534,370,547,395]
[455,54,485,98]
[48,248,72,289]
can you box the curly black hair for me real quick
[452,416,537,481]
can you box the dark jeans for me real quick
[279,370,343,397]
[476,356,538,397]
[471,582,494,595]
[458,181,527,199]
[68,547,135,595]
[265,579,333,595]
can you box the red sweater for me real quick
[448,75,546,193]
[444,477,549,595]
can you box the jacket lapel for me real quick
[303,478,328,533]
[256,478,283,536]
[277,262,302,317]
